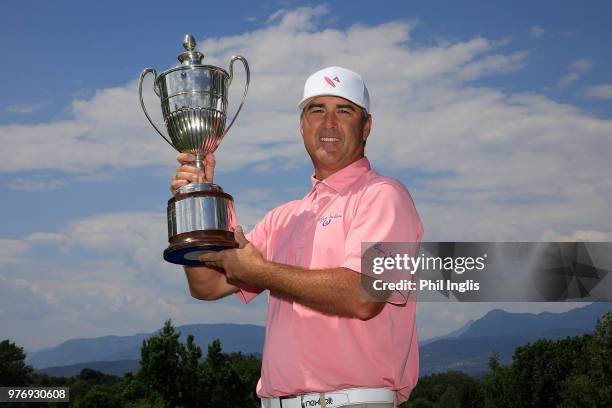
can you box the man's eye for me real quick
[338,109,351,115]
[309,108,324,114]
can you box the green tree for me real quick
[435,386,460,408]
[405,398,434,408]
[128,320,261,407]
[225,351,261,405]
[0,339,32,386]
[77,368,117,385]
[119,372,147,403]
[559,311,612,407]
[404,371,482,408]
[589,311,612,404]
[200,339,259,408]
[137,320,203,407]
[511,334,591,407]
[72,385,122,408]
[479,310,612,408]
[179,333,205,407]
[480,353,519,408]
[65,369,122,406]
[559,373,601,408]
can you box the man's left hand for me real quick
[199,226,266,286]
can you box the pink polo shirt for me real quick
[237,157,423,403]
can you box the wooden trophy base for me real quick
[163,230,238,266]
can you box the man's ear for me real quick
[362,115,372,141]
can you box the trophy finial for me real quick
[178,34,204,65]
[183,34,197,51]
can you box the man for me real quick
[171,66,423,407]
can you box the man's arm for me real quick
[200,226,387,320]
[249,262,385,320]
[183,266,239,300]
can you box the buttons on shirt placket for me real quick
[311,183,323,220]
[295,184,322,266]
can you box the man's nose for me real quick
[323,111,338,128]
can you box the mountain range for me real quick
[28,303,611,377]
[28,323,265,374]
[419,302,611,375]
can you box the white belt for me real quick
[261,387,395,408]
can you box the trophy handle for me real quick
[138,68,175,149]
[223,55,250,136]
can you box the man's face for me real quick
[300,96,372,179]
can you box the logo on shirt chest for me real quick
[320,213,342,227]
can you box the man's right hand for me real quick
[171,152,238,300]
[171,152,216,194]
[184,264,239,300]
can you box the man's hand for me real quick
[171,152,216,193]
[199,226,267,287]
[184,263,239,300]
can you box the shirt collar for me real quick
[310,157,371,194]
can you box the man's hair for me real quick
[358,108,370,127]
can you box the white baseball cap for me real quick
[298,66,370,113]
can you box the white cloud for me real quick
[559,72,580,88]
[265,5,327,29]
[559,58,592,87]
[0,6,528,176]
[0,239,32,265]
[541,229,612,242]
[25,232,67,245]
[6,178,69,191]
[530,25,545,38]
[0,85,170,173]
[454,51,527,81]
[2,6,612,349]
[569,59,593,72]
[0,204,269,350]
[552,31,576,38]
[5,103,38,114]
[64,212,167,271]
[6,205,592,349]
[2,7,605,212]
[0,275,56,319]
[582,84,612,100]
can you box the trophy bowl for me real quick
[138,34,249,266]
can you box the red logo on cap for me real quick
[324,76,341,88]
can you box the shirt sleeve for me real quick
[341,180,423,304]
[234,214,270,304]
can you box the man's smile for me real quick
[320,137,340,142]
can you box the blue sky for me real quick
[2,0,611,127]
[1,0,611,351]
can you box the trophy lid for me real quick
[177,34,205,66]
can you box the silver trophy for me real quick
[138,34,249,265]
